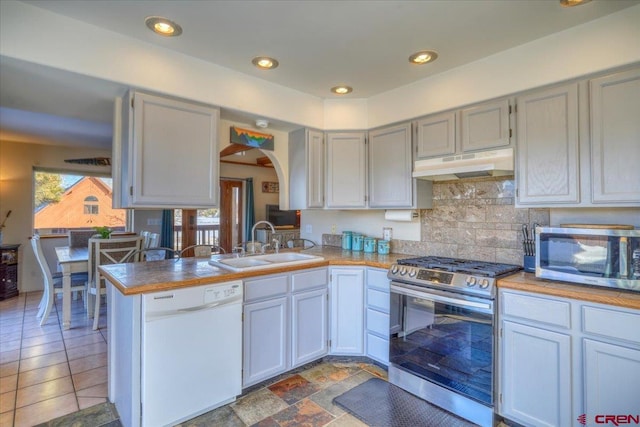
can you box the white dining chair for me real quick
[179,244,226,258]
[124,247,178,262]
[139,230,151,248]
[87,236,144,330]
[31,235,87,326]
[148,232,160,248]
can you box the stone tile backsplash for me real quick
[322,177,549,266]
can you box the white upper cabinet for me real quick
[515,83,580,205]
[461,99,511,152]
[589,68,640,205]
[369,123,432,209]
[289,128,324,209]
[415,98,512,161]
[515,66,640,207]
[415,111,456,159]
[116,90,220,208]
[326,132,367,208]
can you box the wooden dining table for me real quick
[54,246,89,329]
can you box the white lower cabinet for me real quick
[243,274,289,387]
[583,339,640,415]
[365,268,390,365]
[329,267,365,355]
[291,268,329,368]
[501,321,572,427]
[243,268,328,387]
[498,288,640,427]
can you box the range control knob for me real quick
[466,277,477,287]
[399,267,407,276]
[479,279,490,289]
[391,265,399,275]
[408,269,417,278]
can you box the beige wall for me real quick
[0,140,112,292]
[219,118,289,210]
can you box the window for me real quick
[84,196,99,215]
[33,170,126,235]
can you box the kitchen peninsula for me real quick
[100,246,640,427]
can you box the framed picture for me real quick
[262,182,279,193]
[230,126,274,151]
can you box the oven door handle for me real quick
[390,283,492,312]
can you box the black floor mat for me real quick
[333,378,477,427]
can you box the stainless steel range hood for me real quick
[412,148,514,181]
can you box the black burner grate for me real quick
[397,256,522,278]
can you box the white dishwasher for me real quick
[141,280,242,427]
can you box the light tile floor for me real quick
[0,291,108,427]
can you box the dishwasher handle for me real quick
[145,293,242,321]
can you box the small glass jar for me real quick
[364,237,377,253]
[341,231,352,250]
[352,234,364,251]
[378,240,390,255]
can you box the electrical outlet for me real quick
[305,224,312,234]
[331,224,336,234]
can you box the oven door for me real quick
[389,281,494,406]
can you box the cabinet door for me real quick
[330,268,364,355]
[291,288,328,367]
[307,130,325,208]
[326,133,367,208]
[243,297,288,387]
[590,68,640,205]
[500,321,572,427]
[516,84,580,205]
[461,98,511,152]
[130,91,219,208]
[415,111,456,159]
[289,128,324,209]
[583,339,640,416]
[368,123,413,208]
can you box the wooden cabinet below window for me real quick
[0,244,20,300]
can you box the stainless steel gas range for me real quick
[387,256,522,427]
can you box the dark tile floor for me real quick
[40,361,389,427]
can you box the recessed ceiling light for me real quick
[252,57,279,70]
[409,50,438,65]
[330,86,353,95]
[559,0,592,6]
[145,16,182,37]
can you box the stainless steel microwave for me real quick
[536,226,640,292]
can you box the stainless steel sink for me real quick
[208,252,324,272]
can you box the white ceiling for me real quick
[1,0,639,148]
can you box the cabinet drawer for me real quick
[244,275,288,302]
[291,268,327,293]
[367,333,389,365]
[367,308,389,336]
[367,288,390,313]
[582,306,640,345]
[367,268,390,291]
[501,291,571,329]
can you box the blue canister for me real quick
[342,231,352,250]
[352,234,364,251]
[378,240,390,255]
[364,237,377,253]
